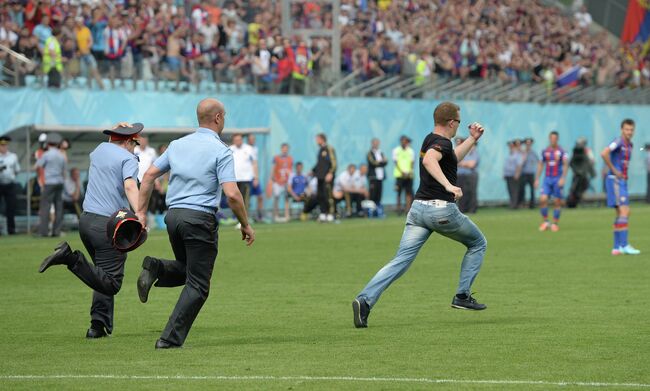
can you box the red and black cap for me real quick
[103,123,144,145]
[106,208,148,252]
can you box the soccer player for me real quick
[352,102,488,328]
[534,131,568,232]
[601,119,641,255]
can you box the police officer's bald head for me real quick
[197,98,226,133]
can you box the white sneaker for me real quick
[326,214,334,222]
[318,213,327,222]
[620,244,641,255]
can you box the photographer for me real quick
[0,136,21,235]
[567,137,595,208]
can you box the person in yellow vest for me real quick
[415,52,431,86]
[291,40,312,94]
[393,135,415,214]
[43,27,64,88]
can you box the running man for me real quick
[601,119,641,255]
[352,101,488,328]
[534,131,568,232]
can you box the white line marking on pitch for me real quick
[1,375,649,388]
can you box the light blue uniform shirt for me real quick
[503,151,523,177]
[153,127,236,215]
[522,150,539,175]
[82,142,139,217]
[457,148,479,175]
[36,147,67,185]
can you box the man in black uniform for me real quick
[312,133,337,222]
[367,138,388,217]
[39,123,143,338]
[352,101,488,328]
[0,136,21,235]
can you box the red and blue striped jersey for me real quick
[541,147,567,178]
[608,137,632,180]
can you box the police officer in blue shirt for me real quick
[35,132,67,237]
[518,138,539,209]
[135,98,255,349]
[0,136,21,235]
[39,123,143,339]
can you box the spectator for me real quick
[89,8,107,73]
[246,133,264,221]
[32,14,52,50]
[134,135,158,183]
[574,6,592,29]
[103,16,127,88]
[366,138,387,217]
[75,16,104,89]
[288,161,309,203]
[291,40,310,94]
[0,136,20,235]
[63,167,83,218]
[230,133,259,215]
[252,39,272,92]
[270,143,293,222]
[35,132,67,237]
[42,26,63,88]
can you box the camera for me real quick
[0,165,7,172]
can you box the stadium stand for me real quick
[1,0,649,103]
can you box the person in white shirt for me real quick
[246,134,264,220]
[0,136,20,235]
[333,164,368,217]
[367,138,387,216]
[574,6,592,29]
[230,133,258,211]
[134,135,158,182]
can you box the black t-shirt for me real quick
[414,133,457,202]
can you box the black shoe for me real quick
[137,256,160,303]
[352,297,370,328]
[451,294,487,310]
[38,242,73,273]
[155,339,181,349]
[86,322,108,339]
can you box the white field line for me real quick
[1,374,649,388]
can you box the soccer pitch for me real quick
[1,206,649,390]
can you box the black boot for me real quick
[38,242,74,273]
[137,256,160,303]
[86,320,108,339]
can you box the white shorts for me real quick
[273,182,287,198]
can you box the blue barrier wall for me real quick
[2,88,649,203]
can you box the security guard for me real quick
[0,136,21,235]
[35,132,66,237]
[135,98,255,349]
[39,123,143,339]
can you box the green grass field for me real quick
[1,206,649,390]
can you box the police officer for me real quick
[135,98,255,349]
[0,136,21,235]
[518,138,539,209]
[35,132,67,237]
[39,123,143,339]
[456,137,480,214]
[503,139,523,209]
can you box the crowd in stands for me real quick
[0,0,649,93]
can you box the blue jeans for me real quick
[357,200,487,308]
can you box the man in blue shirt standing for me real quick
[601,119,641,255]
[35,132,67,237]
[135,98,255,349]
[39,123,143,339]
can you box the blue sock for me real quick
[540,207,548,220]
[613,231,621,249]
[552,209,561,223]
